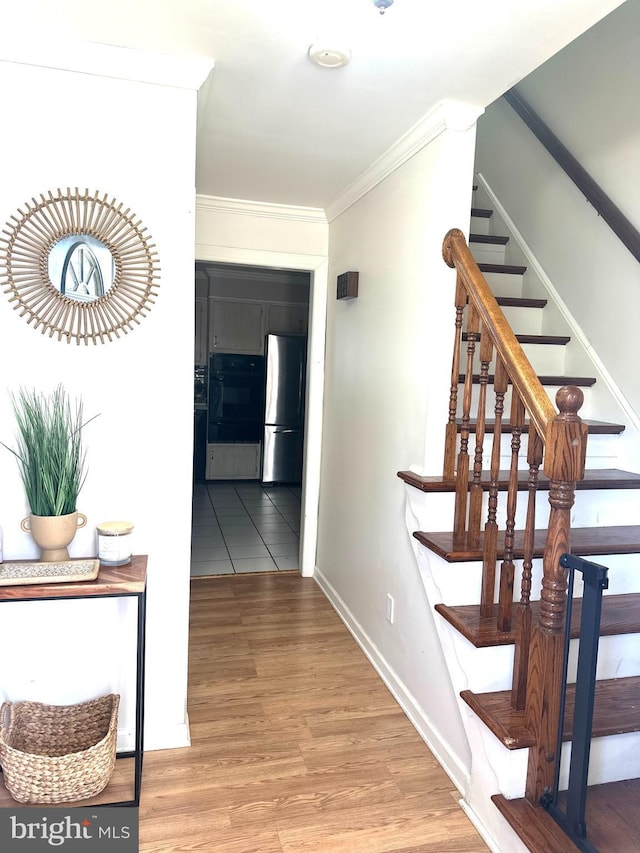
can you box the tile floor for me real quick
[191,480,301,576]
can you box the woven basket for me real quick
[0,694,119,804]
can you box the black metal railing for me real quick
[540,553,609,852]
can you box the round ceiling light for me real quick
[307,44,351,69]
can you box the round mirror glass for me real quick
[48,235,115,301]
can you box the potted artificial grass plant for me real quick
[2,385,97,562]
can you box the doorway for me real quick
[191,256,326,578]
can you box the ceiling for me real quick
[2,0,627,210]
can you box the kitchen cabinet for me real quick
[209,299,264,354]
[194,297,208,366]
[265,303,308,335]
[206,443,261,480]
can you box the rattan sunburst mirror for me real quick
[0,188,160,344]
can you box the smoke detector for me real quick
[307,43,351,69]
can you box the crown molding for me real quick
[196,195,327,224]
[0,39,214,90]
[325,99,484,222]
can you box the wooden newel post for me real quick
[524,387,587,804]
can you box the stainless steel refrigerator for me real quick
[262,334,307,483]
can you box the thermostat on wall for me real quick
[337,271,358,299]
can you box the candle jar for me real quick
[96,521,133,566]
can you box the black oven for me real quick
[208,353,265,443]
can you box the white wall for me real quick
[314,121,478,791]
[475,0,640,421]
[0,56,205,750]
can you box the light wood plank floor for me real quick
[137,573,489,852]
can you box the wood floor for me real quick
[138,573,489,852]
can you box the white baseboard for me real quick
[313,567,470,796]
[143,718,191,752]
[459,798,530,853]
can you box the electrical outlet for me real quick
[386,593,395,624]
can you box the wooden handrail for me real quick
[504,87,640,265]
[443,228,556,440]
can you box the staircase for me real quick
[398,193,640,852]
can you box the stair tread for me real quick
[413,525,640,563]
[471,207,493,218]
[491,794,579,853]
[478,262,527,274]
[461,675,640,750]
[492,794,583,853]
[518,333,570,345]
[492,786,640,853]
[495,295,547,308]
[459,373,596,387]
[397,467,640,493]
[435,594,640,648]
[469,233,509,245]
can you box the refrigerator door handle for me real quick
[273,428,296,434]
[298,362,304,419]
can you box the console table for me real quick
[0,555,147,807]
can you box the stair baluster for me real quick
[468,324,493,547]
[454,302,480,541]
[497,394,525,631]
[444,273,467,480]
[481,357,507,617]
[511,428,543,710]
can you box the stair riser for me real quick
[561,731,640,789]
[428,553,640,615]
[464,727,640,799]
[480,271,524,295]
[470,214,492,236]
[580,632,640,682]
[498,305,543,335]
[459,383,607,427]
[459,383,577,425]
[520,342,567,375]
[452,434,620,482]
[458,344,566,381]
[471,244,507,265]
[492,431,619,468]
[491,433,621,469]
[447,615,639,692]
[465,487,640,532]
